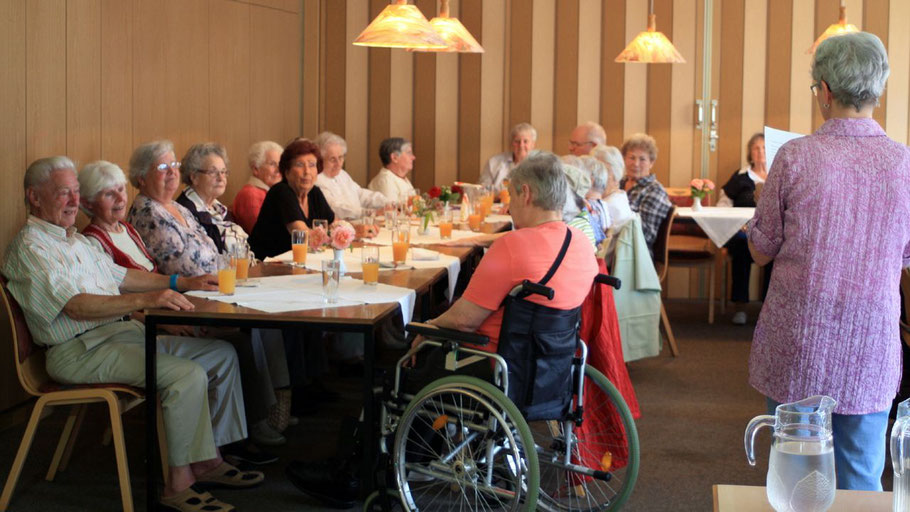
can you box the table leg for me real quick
[361,324,376,497]
[145,318,159,511]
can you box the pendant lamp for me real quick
[411,0,483,53]
[353,0,447,50]
[615,0,684,63]
[808,2,859,54]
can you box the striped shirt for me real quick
[567,210,598,249]
[2,216,127,347]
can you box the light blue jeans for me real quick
[767,397,888,491]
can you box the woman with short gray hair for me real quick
[748,31,910,492]
[314,131,388,221]
[590,145,634,234]
[232,141,283,233]
[480,122,538,192]
[176,143,247,254]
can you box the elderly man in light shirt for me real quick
[479,122,537,193]
[368,137,417,203]
[2,156,261,511]
[314,131,388,220]
[568,121,607,156]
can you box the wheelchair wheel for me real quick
[393,376,539,511]
[364,490,404,511]
[532,366,639,511]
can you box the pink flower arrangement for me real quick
[690,178,716,199]
[308,225,330,250]
[329,220,356,250]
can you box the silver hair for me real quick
[78,161,127,216]
[576,155,608,193]
[510,122,538,142]
[580,121,607,146]
[812,32,890,112]
[180,142,229,186]
[560,163,590,220]
[590,144,625,184]
[509,152,567,212]
[621,133,658,162]
[129,140,175,187]
[248,140,283,169]
[313,131,348,154]
[23,156,76,212]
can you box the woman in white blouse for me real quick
[314,131,388,220]
[368,137,417,203]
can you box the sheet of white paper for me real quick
[764,126,804,172]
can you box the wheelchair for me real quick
[364,273,640,511]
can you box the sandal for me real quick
[196,461,265,489]
[160,485,235,512]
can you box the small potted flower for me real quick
[429,185,462,209]
[689,178,715,211]
[412,195,438,235]
[328,220,356,274]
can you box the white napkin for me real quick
[410,248,440,261]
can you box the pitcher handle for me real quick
[893,416,910,476]
[744,415,775,466]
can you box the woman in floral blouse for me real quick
[127,140,219,277]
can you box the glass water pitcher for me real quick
[892,397,910,511]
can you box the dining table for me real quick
[142,218,509,510]
[676,206,755,247]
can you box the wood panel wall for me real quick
[0,0,302,412]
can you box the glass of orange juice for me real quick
[291,229,308,267]
[361,245,380,285]
[234,244,251,281]
[392,225,410,264]
[468,199,483,232]
[217,254,236,295]
[438,209,454,239]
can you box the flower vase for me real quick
[333,249,346,276]
[418,215,432,236]
[692,196,703,211]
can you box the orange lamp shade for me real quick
[353,0,447,50]
[615,14,685,64]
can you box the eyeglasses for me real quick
[155,161,181,173]
[810,82,820,97]
[568,140,594,148]
[196,168,230,178]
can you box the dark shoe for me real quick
[222,442,279,466]
[285,459,359,509]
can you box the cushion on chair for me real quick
[38,381,145,396]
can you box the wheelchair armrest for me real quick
[516,280,555,300]
[595,274,621,290]
[406,322,490,346]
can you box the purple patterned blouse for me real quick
[748,118,910,414]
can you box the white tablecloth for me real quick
[371,226,478,246]
[264,245,462,300]
[676,207,755,247]
[186,273,417,327]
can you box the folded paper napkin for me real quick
[410,248,440,261]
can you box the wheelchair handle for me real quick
[519,280,555,300]
[595,274,621,290]
[406,322,490,346]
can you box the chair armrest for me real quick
[406,322,490,346]
[595,274,621,290]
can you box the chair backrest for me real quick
[665,187,693,207]
[0,275,50,397]
[651,206,676,282]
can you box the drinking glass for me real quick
[361,245,380,285]
[291,229,308,267]
[385,204,399,228]
[322,259,341,303]
[468,199,483,232]
[361,210,376,239]
[233,244,251,281]
[438,209,454,239]
[391,225,410,265]
[217,254,236,295]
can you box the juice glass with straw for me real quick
[291,229,308,267]
[361,245,380,285]
[217,254,236,295]
[392,224,410,265]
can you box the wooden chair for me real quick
[652,206,679,356]
[0,276,167,512]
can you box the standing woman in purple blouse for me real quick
[748,32,910,491]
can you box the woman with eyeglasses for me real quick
[249,138,335,258]
[127,140,220,276]
[175,143,247,254]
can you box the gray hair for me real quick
[510,122,538,142]
[129,140,175,187]
[590,144,625,184]
[812,31,890,112]
[509,152,567,213]
[313,131,348,154]
[248,140,283,169]
[78,161,127,215]
[580,121,607,146]
[576,155,608,193]
[621,133,658,162]
[24,156,76,212]
[180,142,229,186]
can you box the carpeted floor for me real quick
[0,300,894,511]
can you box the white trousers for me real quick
[46,320,247,466]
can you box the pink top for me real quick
[748,117,910,414]
[462,222,598,353]
[231,182,268,234]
